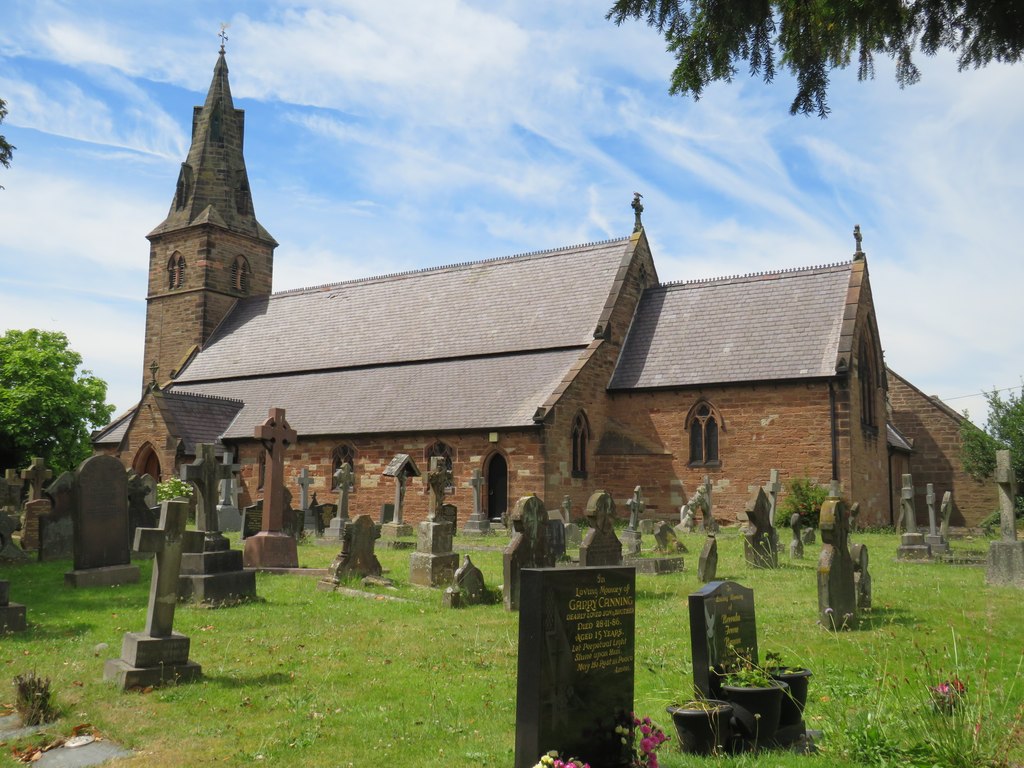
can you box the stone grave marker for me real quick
[896,474,930,561]
[104,499,204,689]
[455,555,486,604]
[39,471,74,561]
[216,447,242,532]
[381,453,419,538]
[462,469,491,536]
[986,450,1023,587]
[438,503,458,533]
[410,458,459,588]
[765,469,782,526]
[379,503,395,525]
[514,566,635,768]
[850,542,872,610]
[243,408,299,568]
[66,455,140,587]
[924,483,949,554]
[789,513,804,559]
[20,457,52,503]
[688,580,758,699]
[579,490,623,567]
[0,579,27,633]
[818,490,857,629]
[547,509,567,560]
[676,501,695,535]
[696,535,718,583]
[183,443,234,551]
[802,524,816,545]
[324,462,354,540]
[0,513,29,563]
[503,494,554,610]
[295,467,319,534]
[319,515,382,589]
[653,521,685,553]
[939,491,953,541]
[242,501,262,540]
[20,498,50,553]
[1,470,22,514]
[742,488,778,568]
[126,471,159,544]
[620,485,644,556]
[562,495,581,548]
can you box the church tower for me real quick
[142,43,276,388]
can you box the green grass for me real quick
[1,529,1021,767]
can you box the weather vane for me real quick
[219,22,230,54]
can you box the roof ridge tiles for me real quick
[657,259,851,289]
[268,236,630,298]
[162,389,244,407]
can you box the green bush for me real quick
[156,476,193,502]
[780,477,828,529]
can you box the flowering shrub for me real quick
[156,476,193,502]
[618,713,670,768]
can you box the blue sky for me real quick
[1,0,1021,427]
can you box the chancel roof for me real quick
[610,262,853,389]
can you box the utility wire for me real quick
[941,383,1022,402]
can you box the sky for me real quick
[1,0,1021,429]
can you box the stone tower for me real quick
[142,45,276,387]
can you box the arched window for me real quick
[687,401,721,466]
[331,444,357,491]
[231,255,251,293]
[132,442,161,482]
[426,441,455,492]
[571,411,590,478]
[167,253,185,290]
[859,336,877,429]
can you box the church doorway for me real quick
[486,453,508,524]
[132,443,161,481]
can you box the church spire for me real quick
[149,46,275,244]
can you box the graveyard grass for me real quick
[1,530,1022,768]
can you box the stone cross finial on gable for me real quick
[853,224,864,257]
[631,192,644,233]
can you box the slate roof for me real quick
[887,423,913,453]
[610,262,852,389]
[91,409,134,446]
[157,391,244,454]
[175,237,633,382]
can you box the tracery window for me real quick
[571,411,590,478]
[687,401,721,466]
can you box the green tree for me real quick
[0,329,114,475]
[606,0,1024,116]
[960,383,1023,512]
[0,97,14,189]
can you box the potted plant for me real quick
[665,698,733,755]
[719,660,789,748]
[764,651,812,743]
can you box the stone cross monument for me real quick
[621,485,645,555]
[20,457,52,502]
[243,407,299,568]
[986,450,1023,587]
[182,442,234,550]
[461,468,491,536]
[324,462,353,540]
[896,473,930,561]
[923,483,949,554]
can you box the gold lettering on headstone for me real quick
[568,581,635,675]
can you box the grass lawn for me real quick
[1,528,1021,767]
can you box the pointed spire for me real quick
[149,46,275,245]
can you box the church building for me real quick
[93,48,996,529]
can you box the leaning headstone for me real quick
[243,408,300,568]
[66,455,140,587]
[462,469,491,536]
[0,513,29,563]
[0,580,27,633]
[850,542,872,610]
[324,462,354,541]
[789,513,805,559]
[688,580,757,699]
[503,494,554,610]
[986,450,1023,588]
[620,485,645,556]
[653,521,685,553]
[126,471,159,544]
[319,515,383,589]
[409,458,459,588]
[216,448,242,532]
[923,483,949,554]
[104,499,204,689]
[380,453,419,539]
[20,497,50,552]
[696,535,718,583]
[742,488,778,568]
[579,491,623,567]
[896,474,931,561]
[514,566,635,768]
[454,555,486,605]
[818,490,857,630]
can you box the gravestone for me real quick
[381,453,419,538]
[379,503,395,525]
[20,457,52,503]
[514,566,635,768]
[324,462,354,540]
[676,502,695,535]
[620,486,645,556]
[243,408,300,568]
[562,494,581,548]
[1,469,22,513]
[765,469,782,526]
[986,450,1023,587]
[105,499,204,689]
[216,447,242,532]
[66,455,140,587]
[802,525,816,545]
[242,501,262,540]
[688,580,757,699]
[818,490,858,630]
[410,458,459,588]
[682,477,717,535]
[319,515,383,589]
[454,555,486,605]
[850,542,872,610]
[21,498,50,552]
[742,488,778,568]
[789,513,805,559]
[462,469,491,536]
[653,521,685,553]
[547,510,567,561]
[0,579,27,633]
[923,483,949,554]
[126,472,159,544]
[503,495,554,610]
[579,491,623,567]
[696,535,718,583]
[39,471,74,561]
[939,491,953,541]
[438,503,458,533]
[0,513,29,563]
[896,474,931,561]
[295,467,319,534]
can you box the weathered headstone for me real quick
[324,462,354,540]
[562,494,581,548]
[742,488,778,568]
[461,469,491,536]
[0,579,27,633]
[503,495,554,610]
[39,471,74,561]
[620,486,645,556]
[579,491,623,567]
[923,483,949,554]
[216,447,242,532]
[653,521,685,553]
[295,467,319,534]
[818,490,857,629]
[688,580,757,699]
[2,469,23,514]
[381,453,419,538]
[850,542,872,610]
[104,499,204,689]
[454,555,487,605]
[547,510,567,561]
[896,474,931,561]
[765,469,782,526]
[514,566,635,768]
[243,408,300,568]
[319,515,383,589]
[410,458,459,588]
[66,455,140,587]
[682,477,717,535]
[126,471,159,545]
[0,513,29,563]
[20,497,50,552]
[789,513,804,559]
[20,457,52,503]
[696,535,718,583]
[676,503,695,535]
[939,491,953,541]
[986,450,1023,587]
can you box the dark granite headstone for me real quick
[742,488,778,568]
[0,513,29,562]
[379,503,395,525]
[696,535,718,583]
[503,495,554,610]
[688,580,758,699]
[242,502,263,540]
[547,511,567,560]
[127,472,159,544]
[514,566,635,768]
[818,493,858,629]
[67,456,139,586]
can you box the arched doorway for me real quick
[486,453,508,524]
[132,442,161,481]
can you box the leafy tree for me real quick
[0,97,14,189]
[960,383,1023,513]
[606,0,1024,116]
[0,329,114,475]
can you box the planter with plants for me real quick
[764,652,813,744]
[719,661,789,748]
[665,698,733,755]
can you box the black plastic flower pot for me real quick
[770,668,812,727]
[666,701,734,756]
[721,681,788,748]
